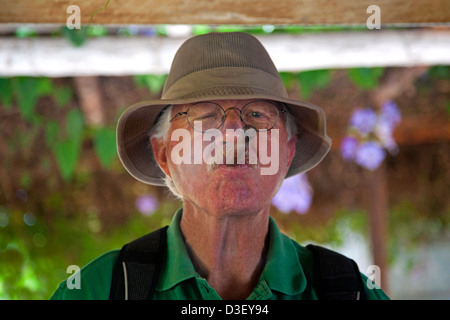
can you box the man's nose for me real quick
[221,107,244,130]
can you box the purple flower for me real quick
[140,27,156,37]
[136,195,159,216]
[350,108,378,135]
[355,141,386,171]
[271,174,313,214]
[340,136,359,161]
[374,121,398,154]
[380,101,401,128]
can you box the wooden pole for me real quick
[73,76,105,126]
[367,161,390,294]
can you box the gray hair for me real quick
[149,103,298,199]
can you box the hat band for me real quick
[162,67,288,100]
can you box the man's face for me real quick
[151,99,297,218]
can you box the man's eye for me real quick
[249,111,264,118]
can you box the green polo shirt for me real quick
[51,209,389,300]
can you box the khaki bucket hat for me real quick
[117,32,331,186]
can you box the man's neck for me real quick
[179,201,270,300]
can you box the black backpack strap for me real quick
[109,226,168,300]
[307,244,367,300]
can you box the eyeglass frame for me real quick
[169,100,287,133]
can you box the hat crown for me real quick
[162,32,282,96]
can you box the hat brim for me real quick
[117,88,331,186]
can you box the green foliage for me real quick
[347,67,385,90]
[297,69,332,100]
[215,25,248,33]
[0,204,175,299]
[45,120,60,146]
[35,77,54,96]
[61,27,89,47]
[428,65,450,80]
[192,25,213,35]
[52,110,85,181]
[0,77,13,108]
[59,25,110,47]
[54,86,73,108]
[93,127,117,168]
[134,74,167,94]
[278,70,333,100]
[15,26,38,38]
[279,72,295,90]
[0,76,118,182]
[14,77,40,122]
[66,109,84,140]
[274,208,369,247]
[86,25,108,37]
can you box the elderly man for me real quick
[51,32,389,300]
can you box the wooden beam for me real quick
[1,0,449,25]
[1,30,450,77]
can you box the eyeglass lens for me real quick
[186,101,280,132]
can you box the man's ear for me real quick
[150,137,171,179]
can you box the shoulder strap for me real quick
[109,226,168,300]
[306,244,367,300]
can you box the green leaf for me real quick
[347,67,384,90]
[51,109,84,181]
[428,66,450,80]
[45,120,60,147]
[35,78,54,97]
[15,26,37,38]
[133,75,148,87]
[15,77,39,121]
[192,25,212,35]
[93,127,117,168]
[53,138,81,182]
[54,87,73,108]
[215,25,245,33]
[279,72,294,90]
[154,25,168,37]
[0,77,13,109]
[66,109,84,142]
[134,75,167,94]
[86,25,108,37]
[297,69,332,99]
[61,26,88,47]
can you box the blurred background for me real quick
[1,1,450,300]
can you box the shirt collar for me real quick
[157,208,198,291]
[261,216,307,295]
[157,208,307,296]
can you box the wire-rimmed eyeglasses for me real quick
[169,100,286,133]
